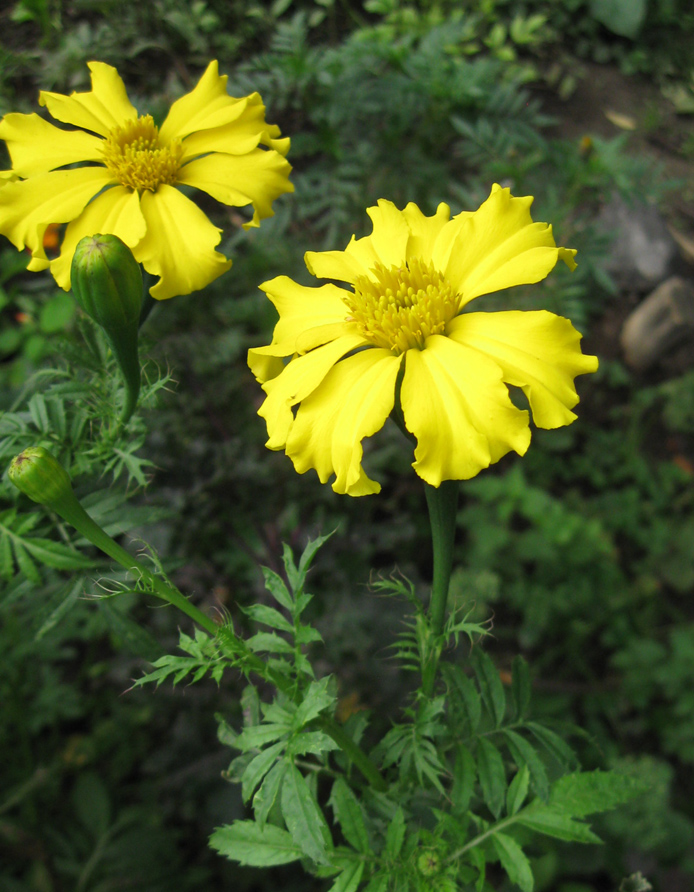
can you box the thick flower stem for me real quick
[51,491,219,637]
[422,480,459,696]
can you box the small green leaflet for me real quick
[329,778,370,853]
[242,740,286,803]
[281,763,333,864]
[476,737,506,819]
[253,760,288,829]
[471,649,506,728]
[326,861,365,892]
[294,677,335,727]
[385,807,406,858]
[506,764,530,816]
[209,820,302,866]
[492,832,534,892]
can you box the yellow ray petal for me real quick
[257,333,367,450]
[401,335,531,486]
[159,61,250,143]
[306,200,410,284]
[177,148,293,229]
[402,201,451,262]
[39,62,137,136]
[49,186,146,290]
[0,113,104,176]
[286,348,402,495]
[134,185,230,300]
[177,92,286,161]
[305,242,371,284]
[0,167,112,261]
[442,184,576,305]
[258,277,352,354]
[448,310,598,428]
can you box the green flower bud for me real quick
[71,234,143,424]
[416,850,441,877]
[9,447,75,511]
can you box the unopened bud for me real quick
[71,234,143,423]
[9,447,75,511]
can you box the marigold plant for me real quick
[249,185,598,495]
[0,61,293,299]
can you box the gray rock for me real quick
[621,276,694,370]
[597,194,679,293]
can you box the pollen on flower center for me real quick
[102,115,184,192]
[345,259,459,354]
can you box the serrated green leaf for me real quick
[282,541,301,593]
[511,655,531,720]
[23,537,96,570]
[327,861,365,892]
[287,731,339,758]
[295,623,323,645]
[242,740,286,803]
[516,808,601,844]
[442,663,481,733]
[253,760,288,828]
[492,832,534,892]
[247,631,294,654]
[242,685,261,726]
[549,769,646,817]
[297,531,333,578]
[476,737,506,819]
[262,566,294,611]
[0,533,13,579]
[501,729,549,802]
[471,649,506,727]
[385,807,405,857]
[28,393,50,433]
[281,763,332,864]
[329,778,370,853]
[235,723,291,750]
[452,744,476,814]
[243,603,295,633]
[364,873,388,892]
[210,820,302,866]
[525,721,579,770]
[13,541,40,583]
[295,677,335,728]
[506,764,530,816]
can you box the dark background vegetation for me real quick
[2,0,694,889]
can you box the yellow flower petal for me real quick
[258,333,367,450]
[134,185,231,300]
[448,310,598,428]
[306,200,410,284]
[177,148,293,229]
[0,167,112,261]
[159,61,251,143]
[0,113,103,176]
[257,276,352,354]
[285,349,402,495]
[39,62,137,136]
[443,184,576,304]
[402,201,451,261]
[49,186,146,290]
[401,335,531,486]
[177,92,287,161]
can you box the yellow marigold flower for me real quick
[0,61,293,300]
[248,185,598,496]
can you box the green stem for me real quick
[54,493,218,637]
[422,480,458,696]
[317,716,387,792]
[52,490,389,791]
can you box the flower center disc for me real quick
[102,115,183,192]
[347,259,459,354]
